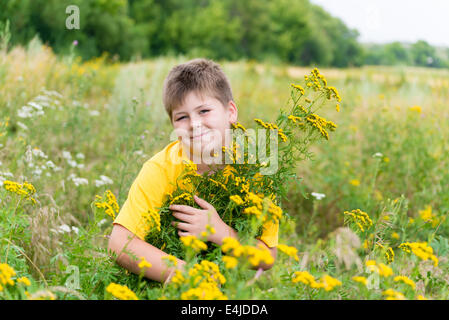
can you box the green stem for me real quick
[4,196,23,264]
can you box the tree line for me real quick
[1,0,448,68]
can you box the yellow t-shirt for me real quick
[113,140,279,248]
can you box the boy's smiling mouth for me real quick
[191,130,211,140]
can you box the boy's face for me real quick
[171,91,237,159]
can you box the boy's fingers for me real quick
[172,211,194,223]
[170,204,201,215]
[194,195,213,210]
[178,230,190,237]
[172,221,191,232]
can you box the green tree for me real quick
[411,40,440,67]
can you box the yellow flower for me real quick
[242,244,275,266]
[409,105,422,114]
[290,83,305,95]
[180,235,208,252]
[201,224,216,238]
[277,244,299,261]
[106,283,139,300]
[288,115,303,125]
[222,256,238,269]
[180,280,227,300]
[349,179,360,186]
[292,271,317,286]
[363,240,369,249]
[162,255,178,267]
[344,209,373,232]
[222,165,237,184]
[171,270,186,285]
[365,260,376,267]
[170,192,193,205]
[232,122,247,132]
[245,192,264,209]
[419,205,433,221]
[138,257,152,271]
[391,232,400,240]
[377,263,393,277]
[365,260,393,277]
[139,208,161,235]
[394,276,416,290]
[17,277,31,286]
[399,242,438,266]
[0,263,16,291]
[320,275,342,291]
[418,205,439,226]
[221,238,273,266]
[188,260,226,286]
[230,195,244,206]
[385,247,395,264]
[94,190,120,220]
[209,178,228,191]
[383,288,406,300]
[352,276,367,286]
[221,237,243,256]
[3,180,37,204]
[292,271,341,291]
[305,113,337,140]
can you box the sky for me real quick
[310,0,449,47]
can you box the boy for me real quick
[108,58,278,284]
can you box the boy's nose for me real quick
[190,119,202,132]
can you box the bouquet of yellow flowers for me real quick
[145,68,342,262]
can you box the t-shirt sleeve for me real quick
[257,219,279,248]
[113,161,170,240]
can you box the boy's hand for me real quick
[170,195,236,245]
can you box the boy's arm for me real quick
[108,224,186,283]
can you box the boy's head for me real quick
[162,58,238,157]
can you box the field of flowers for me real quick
[1,40,448,300]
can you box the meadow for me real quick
[1,40,448,300]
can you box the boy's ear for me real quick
[228,100,238,124]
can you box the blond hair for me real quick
[162,58,234,121]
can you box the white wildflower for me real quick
[18,106,34,118]
[62,151,72,160]
[28,102,43,111]
[32,148,48,159]
[1,172,13,177]
[58,224,72,233]
[45,160,55,169]
[68,173,88,186]
[68,160,78,168]
[75,153,85,160]
[311,192,326,201]
[95,175,113,187]
[17,121,28,130]
[32,168,42,176]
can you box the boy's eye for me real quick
[176,116,187,121]
[200,109,210,114]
